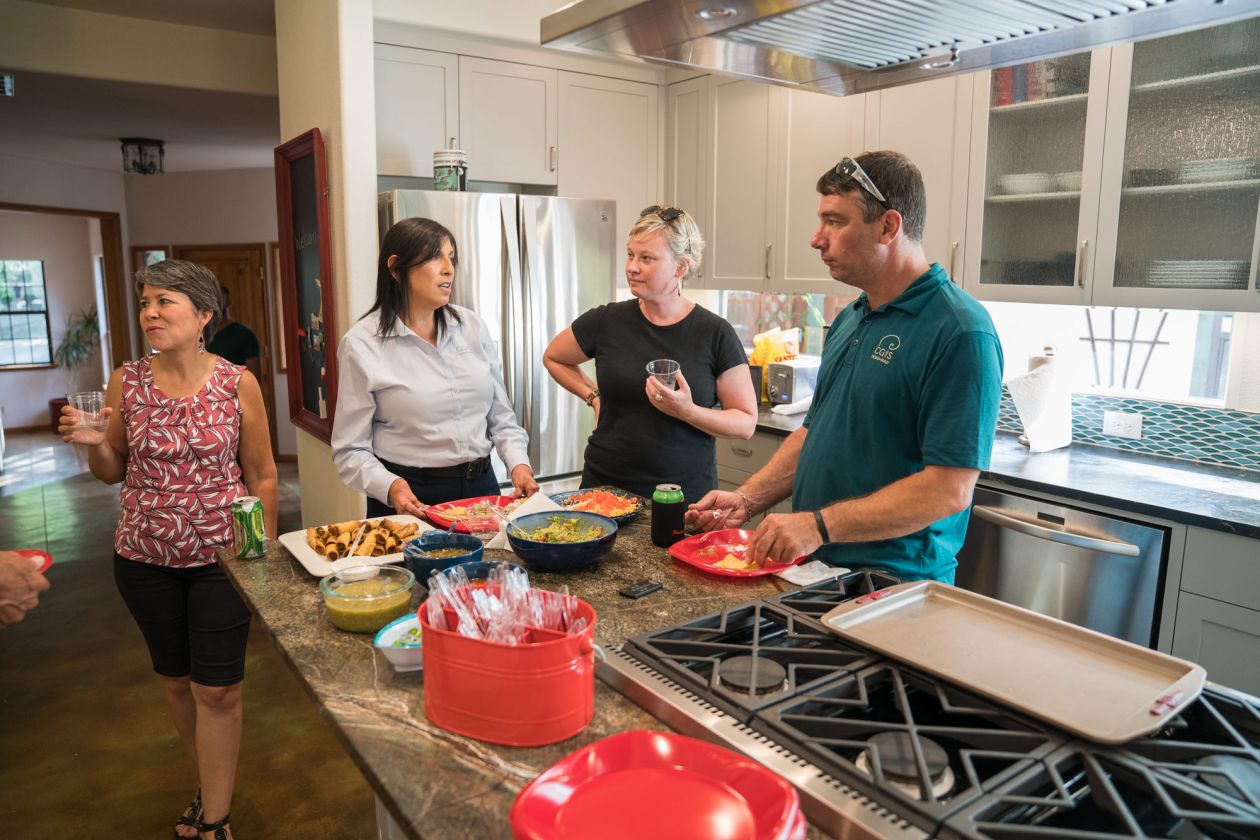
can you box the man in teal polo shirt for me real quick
[686,150,1003,582]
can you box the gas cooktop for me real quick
[599,570,1260,839]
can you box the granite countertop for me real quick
[221,517,830,840]
[753,408,1260,538]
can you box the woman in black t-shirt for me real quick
[543,206,757,502]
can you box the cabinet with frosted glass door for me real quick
[961,51,1112,306]
[1093,18,1260,314]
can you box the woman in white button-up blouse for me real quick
[332,217,538,518]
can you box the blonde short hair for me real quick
[629,206,706,283]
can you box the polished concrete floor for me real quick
[0,432,376,839]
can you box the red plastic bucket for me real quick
[418,592,597,747]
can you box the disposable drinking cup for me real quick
[68,391,106,431]
[646,359,680,389]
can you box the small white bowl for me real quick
[1055,171,1083,192]
[373,613,423,672]
[998,173,1052,194]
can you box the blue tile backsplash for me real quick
[997,389,1260,472]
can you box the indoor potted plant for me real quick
[48,307,103,432]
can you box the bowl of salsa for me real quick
[319,565,415,633]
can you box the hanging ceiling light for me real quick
[120,137,164,175]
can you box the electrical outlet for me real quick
[1103,410,1143,439]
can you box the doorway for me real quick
[173,244,279,456]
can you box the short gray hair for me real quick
[133,260,224,342]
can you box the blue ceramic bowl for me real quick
[403,532,484,580]
[448,559,523,584]
[506,511,618,572]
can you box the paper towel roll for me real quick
[1007,346,1072,452]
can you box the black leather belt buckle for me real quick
[464,456,489,479]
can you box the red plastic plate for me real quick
[668,529,803,578]
[425,495,518,533]
[510,730,804,840]
[16,549,52,574]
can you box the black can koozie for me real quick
[651,483,686,547]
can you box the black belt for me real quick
[382,455,491,481]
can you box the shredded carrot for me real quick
[562,490,638,517]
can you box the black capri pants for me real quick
[113,554,252,686]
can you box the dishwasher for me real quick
[955,486,1169,648]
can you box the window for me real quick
[0,260,52,367]
[719,290,858,356]
[984,302,1234,404]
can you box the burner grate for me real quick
[941,740,1260,839]
[767,568,902,621]
[624,600,880,721]
[1117,684,1260,821]
[752,661,1068,829]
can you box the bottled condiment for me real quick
[651,483,686,547]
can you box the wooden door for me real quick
[173,244,278,455]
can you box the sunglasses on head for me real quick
[834,157,887,205]
[640,205,685,224]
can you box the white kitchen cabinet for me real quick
[767,87,872,296]
[961,50,1112,306]
[715,431,792,523]
[1179,526,1260,612]
[558,72,659,285]
[374,45,459,177]
[870,76,972,283]
[962,18,1260,312]
[1172,592,1260,696]
[707,78,777,292]
[458,56,558,186]
[1093,18,1260,314]
[665,76,710,284]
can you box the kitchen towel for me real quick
[774,561,849,586]
[1006,345,1072,452]
[771,395,812,416]
[486,492,564,551]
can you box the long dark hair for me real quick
[364,217,463,338]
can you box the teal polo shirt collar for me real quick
[852,263,948,319]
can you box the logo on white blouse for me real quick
[870,335,901,365]
[455,343,471,354]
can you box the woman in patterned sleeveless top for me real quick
[59,260,276,840]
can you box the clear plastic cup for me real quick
[68,391,107,431]
[645,359,680,389]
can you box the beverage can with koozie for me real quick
[651,484,686,547]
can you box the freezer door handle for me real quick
[501,199,526,418]
[971,505,1141,557]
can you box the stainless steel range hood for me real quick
[542,0,1260,96]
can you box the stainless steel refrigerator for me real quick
[378,190,616,485]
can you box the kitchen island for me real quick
[221,514,829,840]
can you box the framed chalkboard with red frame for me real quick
[274,128,337,443]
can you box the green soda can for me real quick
[232,496,267,558]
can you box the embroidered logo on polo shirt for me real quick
[870,335,901,365]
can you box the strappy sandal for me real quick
[196,813,231,840]
[174,788,202,839]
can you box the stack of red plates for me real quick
[510,730,806,840]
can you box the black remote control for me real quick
[619,579,663,599]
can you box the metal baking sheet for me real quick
[820,581,1206,744]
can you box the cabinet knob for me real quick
[732,446,753,457]
[549,145,557,172]
[948,241,959,281]
[1074,239,1088,288]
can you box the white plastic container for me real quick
[433,149,468,191]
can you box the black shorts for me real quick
[113,554,252,686]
